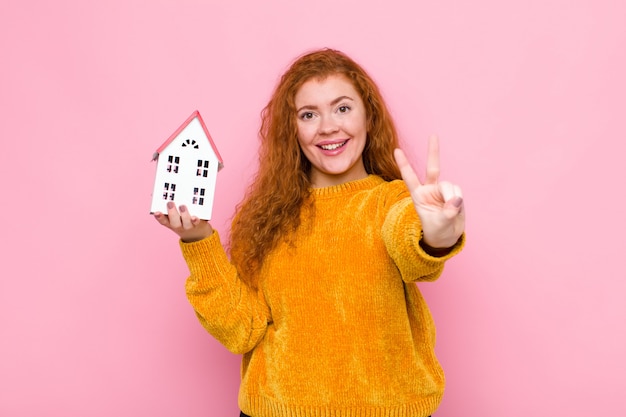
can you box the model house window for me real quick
[197,160,210,177]
[166,155,180,173]
[192,187,206,205]
[163,183,176,201]
[182,139,199,149]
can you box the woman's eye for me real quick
[300,112,314,120]
[338,105,350,113]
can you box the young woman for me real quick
[154,48,465,417]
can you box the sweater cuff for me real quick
[383,197,464,282]
[179,231,233,285]
[385,197,464,262]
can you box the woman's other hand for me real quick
[394,135,465,249]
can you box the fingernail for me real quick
[154,212,162,219]
[179,205,187,213]
[453,198,463,208]
[167,202,174,209]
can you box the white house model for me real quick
[150,110,224,220]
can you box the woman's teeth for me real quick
[320,141,347,150]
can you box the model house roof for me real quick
[152,110,224,170]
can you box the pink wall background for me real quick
[1,0,624,415]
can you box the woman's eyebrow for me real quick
[330,95,354,106]
[296,96,354,113]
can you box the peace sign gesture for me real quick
[394,135,465,249]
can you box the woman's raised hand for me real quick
[153,202,214,243]
[394,135,465,249]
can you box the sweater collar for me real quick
[309,175,384,199]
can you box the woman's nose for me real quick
[318,115,339,135]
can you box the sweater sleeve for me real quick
[180,231,270,354]
[381,196,465,283]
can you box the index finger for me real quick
[425,135,440,184]
[394,148,422,190]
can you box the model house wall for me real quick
[150,111,223,220]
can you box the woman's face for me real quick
[294,74,368,188]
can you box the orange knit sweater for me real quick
[180,175,464,417]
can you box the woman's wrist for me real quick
[181,225,214,243]
[419,240,454,257]
[419,233,462,257]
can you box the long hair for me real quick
[230,48,402,289]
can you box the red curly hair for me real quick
[230,48,403,289]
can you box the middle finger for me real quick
[166,201,182,228]
[425,135,440,184]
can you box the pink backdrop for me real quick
[1,0,625,416]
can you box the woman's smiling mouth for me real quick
[318,140,348,151]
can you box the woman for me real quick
[154,48,465,417]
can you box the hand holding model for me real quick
[153,201,213,243]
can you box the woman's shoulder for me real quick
[351,176,410,209]
[372,176,409,198]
